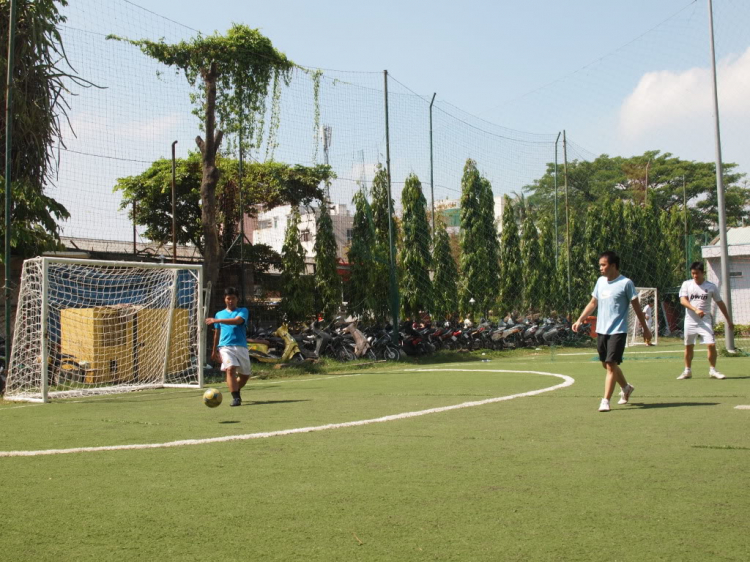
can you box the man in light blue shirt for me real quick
[572,251,652,412]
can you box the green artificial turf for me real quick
[0,347,748,561]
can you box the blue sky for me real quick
[56,0,750,240]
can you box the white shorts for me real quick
[684,323,715,346]
[219,346,252,375]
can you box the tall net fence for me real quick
[14,0,750,350]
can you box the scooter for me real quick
[247,323,304,363]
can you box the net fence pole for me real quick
[707,0,735,351]
[171,140,178,263]
[383,70,399,343]
[563,130,571,320]
[554,132,561,268]
[4,0,18,357]
[429,92,436,235]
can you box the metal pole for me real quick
[4,0,17,359]
[707,0,734,351]
[133,200,137,255]
[238,123,245,303]
[429,93,436,235]
[383,70,399,343]
[563,130,571,319]
[683,175,689,277]
[554,132,561,267]
[171,141,178,263]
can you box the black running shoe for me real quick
[230,397,242,407]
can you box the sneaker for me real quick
[709,370,726,380]
[230,397,242,407]
[677,370,692,380]
[598,399,610,412]
[618,384,634,405]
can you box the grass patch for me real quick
[1,347,748,561]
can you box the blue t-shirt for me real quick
[592,275,637,335]
[214,308,249,347]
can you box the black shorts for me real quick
[597,333,627,365]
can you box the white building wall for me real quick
[702,243,750,325]
[251,204,353,262]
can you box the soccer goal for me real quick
[5,257,204,402]
[626,287,658,347]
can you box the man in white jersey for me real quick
[677,261,733,380]
[573,251,652,412]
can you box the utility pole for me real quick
[563,130,571,320]
[171,141,178,263]
[707,0,735,351]
[554,132,561,267]
[383,71,399,343]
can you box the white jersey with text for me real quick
[679,279,722,327]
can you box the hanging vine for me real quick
[310,69,323,163]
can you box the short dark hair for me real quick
[599,251,620,269]
[690,261,705,273]
[224,286,239,297]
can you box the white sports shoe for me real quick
[598,399,610,412]
[677,370,692,380]
[709,370,726,380]
[618,384,634,405]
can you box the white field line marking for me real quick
[0,369,573,458]
[735,405,750,410]
[557,350,684,356]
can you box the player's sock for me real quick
[231,391,240,400]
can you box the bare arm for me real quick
[205,316,245,326]
[716,301,734,329]
[680,296,705,318]
[211,328,220,362]
[572,297,598,333]
[631,298,652,341]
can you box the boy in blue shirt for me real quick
[572,251,652,412]
[205,287,251,407]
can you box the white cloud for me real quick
[617,47,750,168]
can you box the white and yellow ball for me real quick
[203,388,223,408]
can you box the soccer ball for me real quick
[203,388,223,408]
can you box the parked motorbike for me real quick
[247,323,304,363]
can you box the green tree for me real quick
[520,212,542,314]
[399,174,432,320]
[524,151,748,237]
[109,25,295,297]
[458,159,488,315]
[115,153,331,252]
[479,176,500,313]
[313,199,342,322]
[347,190,376,319]
[0,0,83,261]
[498,196,522,316]
[280,207,313,322]
[537,215,558,315]
[370,164,396,322]
[432,221,458,320]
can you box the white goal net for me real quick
[626,287,658,347]
[5,257,204,402]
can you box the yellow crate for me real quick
[136,308,191,374]
[60,307,191,382]
[60,307,135,383]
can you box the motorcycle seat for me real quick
[247,338,271,346]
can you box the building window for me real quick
[273,217,278,229]
[257,219,272,230]
[730,271,743,278]
[346,229,353,243]
[301,229,311,242]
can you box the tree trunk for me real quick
[196,62,224,312]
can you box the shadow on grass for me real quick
[247,399,310,406]
[218,420,241,424]
[630,401,720,409]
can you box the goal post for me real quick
[626,287,658,347]
[5,257,204,402]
